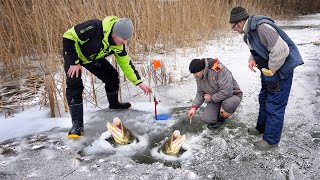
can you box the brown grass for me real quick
[1,0,319,75]
[0,0,319,115]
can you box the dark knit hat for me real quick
[229,6,249,23]
[112,18,134,40]
[189,59,205,73]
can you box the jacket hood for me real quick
[102,16,119,36]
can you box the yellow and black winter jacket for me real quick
[63,16,142,85]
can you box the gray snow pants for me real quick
[202,93,242,124]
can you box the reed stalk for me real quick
[1,0,319,114]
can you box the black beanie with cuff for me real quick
[189,59,205,73]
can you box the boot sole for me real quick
[109,106,131,110]
[254,144,278,150]
[68,134,81,139]
[248,132,261,135]
[68,131,83,139]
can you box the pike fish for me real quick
[106,117,135,145]
[161,130,186,156]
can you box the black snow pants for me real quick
[64,59,119,105]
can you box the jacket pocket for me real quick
[267,81,280,92]
[264,72,281,92]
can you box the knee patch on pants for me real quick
[220,107,231,118]
[201,103,220,124]
[221,95,241,115]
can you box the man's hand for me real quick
[248,59,257,73]
[138,83,153,95]
[204,94,212,103]
[67,64,82,78]
[187,108,196,119]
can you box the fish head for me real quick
[106,117,134,145]
[162,130,186,156]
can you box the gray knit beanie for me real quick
[229,6,249,23]
[112,18,134,40]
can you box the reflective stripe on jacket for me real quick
[192,58,241,107]
[63,16,142,85]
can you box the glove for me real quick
[261,68,274,76]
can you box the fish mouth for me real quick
[106,117,133,145]
[164,130,186,155]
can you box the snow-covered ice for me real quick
[0,13,320,180]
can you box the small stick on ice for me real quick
[189,115,193,125]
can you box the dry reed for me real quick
[0,0,319,116]
[1,0,319,75]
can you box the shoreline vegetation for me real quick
[0,0,319,116]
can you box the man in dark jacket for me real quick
[187,58,242,130]
[229,7,304,149]
[63,16,152,139]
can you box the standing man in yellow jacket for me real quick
[63,16,152,138]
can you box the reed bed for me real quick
[0,0,319,116]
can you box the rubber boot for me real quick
[207,114,227,130]
[254,139,278,150]
[248,127,261,135]
[207,123,220,130]
[107,92,131,109]
[218,114,227,123]
[68,103,84,139]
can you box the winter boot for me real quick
[248,127,261,135]
[68,103,84,139]
[207,123,220,130]
[107,92,131,109]
[254,139,278,150]
[207,113,228,130]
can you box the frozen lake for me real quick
[0,13,320,180]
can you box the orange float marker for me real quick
[152,60,162,69]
